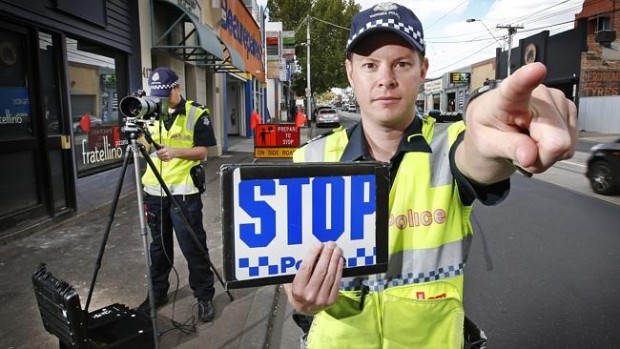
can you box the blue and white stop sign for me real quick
[221,162,389,288]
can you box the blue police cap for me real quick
[346,2,425,56]
[148,67,180,97]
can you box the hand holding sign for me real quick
[284,242,344,315]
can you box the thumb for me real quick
[499,62,547,105]
[494,130,539,168]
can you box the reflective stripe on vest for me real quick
[341,237,471,292]
[142,101,204,196]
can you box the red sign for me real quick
[254,123,300,158]
[254,123,300,147]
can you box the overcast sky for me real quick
[257,0,585,78]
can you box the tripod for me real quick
[83,126,233,348]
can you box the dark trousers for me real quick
[144,193,215,301]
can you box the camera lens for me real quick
[119,96,160,118]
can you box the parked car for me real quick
[347,104,357,113]
[312,106,332,123]
[585,137,620,195]
[72,114,102,133]
[315,108,339,127]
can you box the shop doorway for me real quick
[227,82,241,135]
[0,24,74,236]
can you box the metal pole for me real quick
[506,32,513,76]
[497,25,523,76]
[306,16,311,120]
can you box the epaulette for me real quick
[190,101,211,115]
[190,100,206,109]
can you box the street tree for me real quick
[266,0,359,97]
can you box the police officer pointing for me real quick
[285,2,576,348]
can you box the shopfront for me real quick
[219,0,265,142]
[149,0,256,153]
[0,0,141,239]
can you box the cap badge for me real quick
[373,2,397,12]
[151,72,160,82]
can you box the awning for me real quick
[151,0,245,73]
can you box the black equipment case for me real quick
[32,264,154,349]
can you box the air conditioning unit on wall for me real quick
[596,30,616,47]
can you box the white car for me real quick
[315,108,340,127]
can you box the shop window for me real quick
[0,29,30,138]
[67,37,126,175]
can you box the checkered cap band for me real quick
[149,81,179,90]
[346,2,425,55]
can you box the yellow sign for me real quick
[254,147,296,158]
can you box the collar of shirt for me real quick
[340,114,432,162]
[163,97,186,130]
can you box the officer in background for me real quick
[285,2,576,348]
[138,67,216,323]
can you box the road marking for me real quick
[560,160,586,168]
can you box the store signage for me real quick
[254,123,299,158]
[81,126,125,165]
[282,31,296,58]
[424,79,443,93]
[220,162,389,288]
[220,0,264,80]
[450,72,470,84]
[0,87,29,125]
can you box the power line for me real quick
[427,39,499,79]
[424,0,469,31]
[310,16,349,32]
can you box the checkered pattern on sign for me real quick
[347,247,377,268]
[347,19,424,51]
[238,256,279,277]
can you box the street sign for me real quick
[220,162,390,289]
[254,123,299,158]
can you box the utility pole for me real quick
[496,24,523,76]
[306,16,312,121]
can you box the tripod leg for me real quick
[84,148,132,312]
[138,144,234,301]
[129,138,160,349]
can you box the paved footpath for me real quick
[0,133,304,349]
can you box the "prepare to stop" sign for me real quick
[220,162,389,288]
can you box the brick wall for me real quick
[579,0,620,98]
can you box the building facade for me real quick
[0,0,265,240]
[0,0,142,239]
[575,0,620,132]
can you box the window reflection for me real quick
[67,37,126,174]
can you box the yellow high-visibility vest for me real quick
[293,117,472,348]
[142,101,206,196]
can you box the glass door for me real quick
[0,24,47,233]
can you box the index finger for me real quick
[499,62,547,105]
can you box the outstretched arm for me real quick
[456,62,577,184]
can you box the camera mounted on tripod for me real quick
[119,90,169,139]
